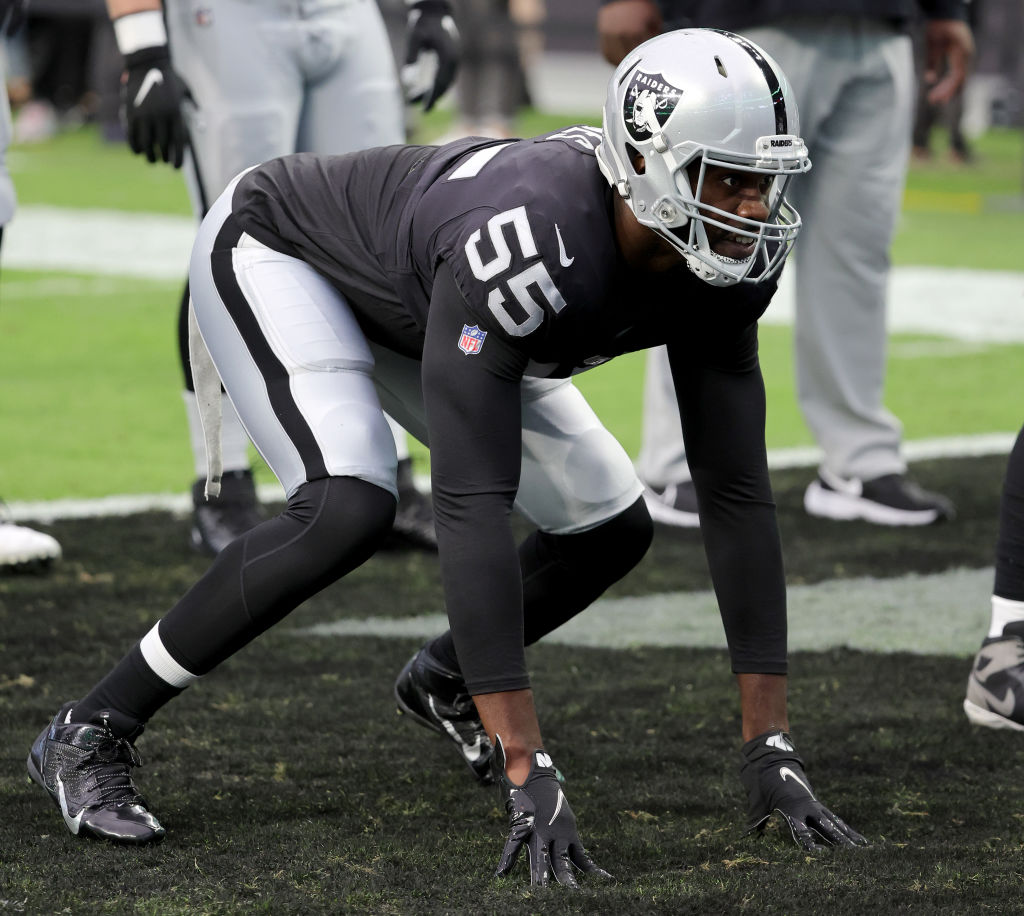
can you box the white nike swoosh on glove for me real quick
[779,766,815,798]
[134,68,165,108]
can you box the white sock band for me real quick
[988,594,1024,639]
[140,623,200,688]
[113,10,168,56]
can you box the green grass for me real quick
[5,128,193,215]
[1,122,1022,501]
[0,274,191,500]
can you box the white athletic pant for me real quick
[188,180,645,534]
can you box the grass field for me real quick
[2,112,1024,913]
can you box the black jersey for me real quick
[232,128,774,375]
[231,129,787,677]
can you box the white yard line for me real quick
[5,206,1024,340]
[292,566,993,657]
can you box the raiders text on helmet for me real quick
[596,29,811,287]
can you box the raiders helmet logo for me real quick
[623,70,683,142]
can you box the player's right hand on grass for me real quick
[739,729,869,852]
[492,737,611,888]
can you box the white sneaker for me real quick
[642,481,700,528]
[804,469,955,526]
[0,519,62,571]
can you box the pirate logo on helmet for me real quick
[623,70,683,142]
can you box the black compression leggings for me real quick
[428,495,653,675]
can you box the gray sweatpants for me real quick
[638,16,914,487]
[166,0,404,204]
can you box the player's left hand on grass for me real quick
[492,737,611,888]
[739,729,868,852]
[401,0,460,112]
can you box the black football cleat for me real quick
[383,459,438,551]
[395,647,493,783]
[27,701,165,844]
[190,468,265,556]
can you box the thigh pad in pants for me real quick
[189,213,397,500]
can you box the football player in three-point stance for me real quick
[104,0,458,554]
[28,30,866,883]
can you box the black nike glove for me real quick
[1,0,27,37]
[401,0,460,112]
[492,737,611,888]
[739,729,868,852]
[121,44,190,169]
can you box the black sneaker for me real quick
[27,702,164,844]
[394,647,493,783]
[384,459,438,551]
[190,468,265,555]
[803,470,955,526]
[964,633,1024,731]
[642,480,700,528]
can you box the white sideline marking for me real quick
[292,567,993,657]
[4,433,1014,524]
[3,205,196,279]
[762,263,1024,343]
[4,206,1023,341]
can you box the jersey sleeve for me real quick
[667,329,787,675]
[420,260,535,696]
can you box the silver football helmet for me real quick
[596,28,811,287]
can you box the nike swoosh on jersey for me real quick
[779,766,814,798]
[555,224,574,267]
[133,68,165,108]
[57,776,84,834]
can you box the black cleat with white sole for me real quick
[27,701,164,844]
[964,633,1024,731]
[394,647,493,784]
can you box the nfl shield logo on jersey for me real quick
[458,324,487,355]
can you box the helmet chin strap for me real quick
[685,253,741,287]
[682,220,751,287]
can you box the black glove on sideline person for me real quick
[122,44,190,168]
[401,0,460,112]
[739,729,868,852]
[492,737,611,887]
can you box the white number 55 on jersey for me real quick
[464,206,567,337]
